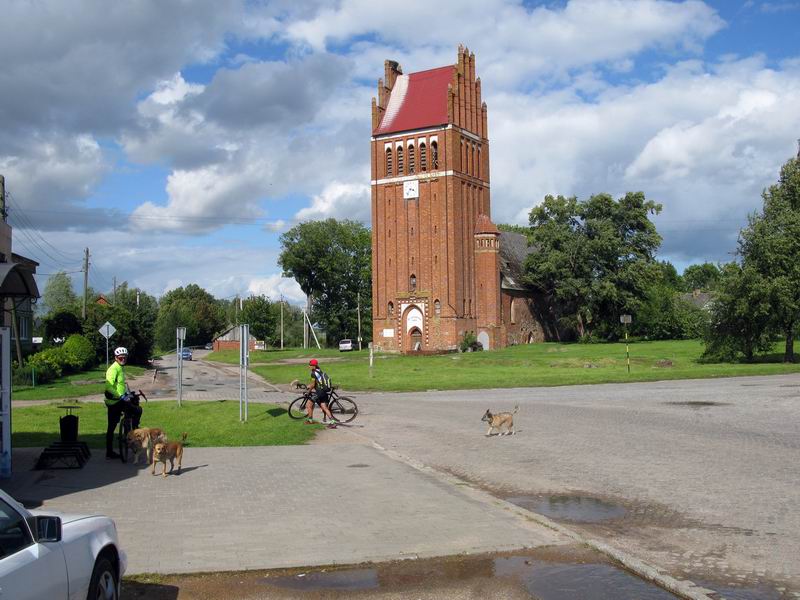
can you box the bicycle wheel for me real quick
[329,396,358,424]
[118,420,130,463]
[288,396,310,420]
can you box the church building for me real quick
[370,47,549,353]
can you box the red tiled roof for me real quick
[375,66,454,135]
[474,214,500,235]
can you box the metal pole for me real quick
[105,336,109,370]
[243,324,249,422]
[625,328,630,374]
[280,296,284,350]
[82,248,89,320]
[357,291,362,351]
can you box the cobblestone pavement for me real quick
[346,374,800,596]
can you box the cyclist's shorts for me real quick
[313,389,329,405]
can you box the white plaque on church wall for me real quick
[403,180,419,199]
[383,328,395,338]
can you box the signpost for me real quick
[1,328,11,478]
[239,324,249,422]
[620,315,632,373]
[98,321,116,369]
[176,327,186,407]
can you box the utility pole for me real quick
[136,290,140,309]
[357,291,362,351]
[82,248,89,320]
[113,276,117,304]
[280,295,284,350]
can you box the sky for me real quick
[2,0,799,305]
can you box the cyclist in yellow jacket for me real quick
[105,347,141,459]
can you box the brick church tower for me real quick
[371,46,499,352]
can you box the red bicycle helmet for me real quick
[309,359,319,367]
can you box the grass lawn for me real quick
[11,400,321,448]
[12,366,148,401]
[208,347,346,365]
[235,340,800,392]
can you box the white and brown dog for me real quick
[481,406,519,436]
[127,427,167,465]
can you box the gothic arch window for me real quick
[510,298,518,324]
[408,143,415,174]
[410,274,417,292]
[431,141,439,169]
[388,301,394,317]
[397,145,404,175]
[411,256,414,266]
[434,299,441,316]
[477,146,481,178]
[420,143,427,171]
[471,143,476,176]
[385,147,393,177]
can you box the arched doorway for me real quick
[404,305,424,352]
[409,328,423,352]
[477,331,490,350]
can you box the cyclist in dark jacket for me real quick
[305,359,336,428]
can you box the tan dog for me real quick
[289,379,306,391]
[481,406,519,436]
[127,427,167,465]
[152,433,188,477]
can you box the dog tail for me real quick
[513,405,519,414]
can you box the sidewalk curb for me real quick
[354,429,719,600]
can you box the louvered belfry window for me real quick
[408,144,415,174]
[386,148,393,176]
[420,143,427,171]
[431,141,439,169]
[397,146,404,175]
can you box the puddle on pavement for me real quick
[506,494,626,523]
[259,550,679,599]
[347,463,370,468]
[665,401,730,408]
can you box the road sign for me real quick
[620,314,632,324]
[176,327,186,341]
[98,322,116,339]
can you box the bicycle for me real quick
[117,389,147,463]
[288,384,358,424]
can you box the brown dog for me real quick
[152,433,188,477]
[481,406,519,436]
[127,427,167,465]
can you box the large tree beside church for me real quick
[279,219,372,346]
[523,192,662,340]
[707,152,800,362]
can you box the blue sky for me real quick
[2,0,799,304]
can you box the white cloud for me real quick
[295,182,371,222]
[248,275,306,304]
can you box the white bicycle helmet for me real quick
[114,347,129,357]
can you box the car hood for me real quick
[29,509,106,526]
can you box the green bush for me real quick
[61,334,95,371]
[12,363,35,387]
[27,348,68,383]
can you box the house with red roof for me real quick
[370,47,549,352]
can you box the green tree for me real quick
[683,263,721,292]
[155,284,225,349]
[703,263,773,362]
[41,272,79,315]
[240,295,277,344]
[41,310,82,343]
[111,283,158,362]
[739,153,800,362]
[83,303,144,365]
[279,219,372,346]
[524,192,662,340]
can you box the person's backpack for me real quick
[314,368,332,391]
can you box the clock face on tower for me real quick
[403,180,419,199]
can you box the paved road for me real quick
[349,374,800,595]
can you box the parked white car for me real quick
[339,339,354,352]
[0,488,126,600]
